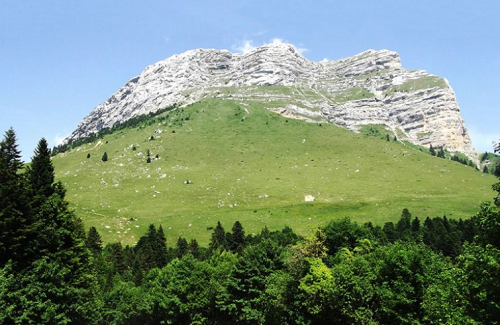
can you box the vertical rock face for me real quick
[66,42,474,155]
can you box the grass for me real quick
[329,87,374,103]
[53,98,496,245]
[384,76,447,96]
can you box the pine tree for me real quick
[188,238,200,258]
[483,165,489,173]
[411,217,421,241]
[102,151,108,162]
[86,226,103,254]
[231,221,246,253]
[155,225,167,267]
[429,144,436,156]
[209,221,226,252]
[397,208,412,240]
[176,237,188,258]
[437,147,445,158]
[28,138,55,199]
[0,128,30,268]
[87,153,91,159]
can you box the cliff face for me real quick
[67,41,474,154]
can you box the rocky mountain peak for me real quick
[66,43,475,157]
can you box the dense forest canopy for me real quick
[1,128,499,324]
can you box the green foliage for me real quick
[102,151,108,162]
[322,217,372,256]
[456,243,500,324]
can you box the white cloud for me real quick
[234,39,256,54]
[296,46,308,55]
[468,126,499,152]
[53,133,70,146]
[252,30,267,36]
[270,38,308,55]
[233,37,308,56]
[320,58,329,63]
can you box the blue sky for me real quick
[1,0,499,159]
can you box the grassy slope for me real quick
[53,98,496,245]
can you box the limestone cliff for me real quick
[66,41,474,155]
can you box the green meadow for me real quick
[53,98,496,245]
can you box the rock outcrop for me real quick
[66,41,474,155]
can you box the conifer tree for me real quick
[437,147,445,158]
[0,128,30,268]
[397,208,412,239]
[429,144,436,156]
[176,237,188,258]
[28,138,55,199]
[188,238,200,258]
[155,225,167,267]
[209,221,226,251]
[231,220,246,253]
[86,226,103,254]
[411,217,421,241]
[102,151,108,162]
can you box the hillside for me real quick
[53,97,496,244]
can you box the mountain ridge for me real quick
[66,41,474,156]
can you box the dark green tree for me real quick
[396,208,412,240]
[176,236,189,258]
[86,226,103,255]
[28,138,55,200]
[222,239,286,323]
[0,128,30,268]
[209,221,227,252]
[102,152,108,162]
[383,222,398,243]
[87,153,91,159]
[155,225,168,267]
[230,221,246,253]
[411,217,421,241]
[188,239,200,258]
[429,144,436,156]
[322,217,372,255]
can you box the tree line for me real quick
[1,128,500,324]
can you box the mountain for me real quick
[66,41,474,156]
